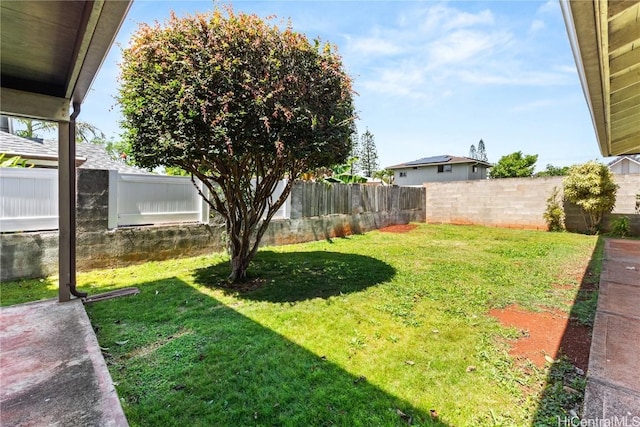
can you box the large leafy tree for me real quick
[118,9,355,282]
[563,161,618,234]
[359,128,379,177]
[535,164,570,177]
[489,151,538,178]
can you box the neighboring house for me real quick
[0,131,149,174]
[387,155,492,186]
[608,155,640,175]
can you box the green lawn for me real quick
[0,224,601,426]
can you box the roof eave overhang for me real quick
[68,1,132,108]
[0,0,132,122]
[0,151,87,166]
[560,0,640,156]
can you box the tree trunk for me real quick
[226,216,254,283]
[228,253,250,282]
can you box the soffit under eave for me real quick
[0,0,132,122]
[564,0,640,157]
[68,1,132,106]
[563,0,610,156]
[607,0,640,156]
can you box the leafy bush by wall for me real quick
[563,161,618,234]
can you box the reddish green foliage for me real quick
[118,8,356,281]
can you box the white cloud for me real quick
[511,99,556,112]
[348,36,402,56]
[529,19,545,33]
[443,9,495,31]
[427,30,510,69]
[458,69,572,86]
[537,0,559,15]
[347,2,572,103]
[556,64,577,73]
[419,5,494,32]
[361,65,426,99]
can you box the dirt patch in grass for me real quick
[378,224,418,233]
[490,305,591,370]
[490,246,600,372]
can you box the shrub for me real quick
[543,186,565,232]
[563,161,618,234]
[610,216,630,238]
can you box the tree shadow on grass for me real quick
[86,277,448,426]
[193,250,396,303]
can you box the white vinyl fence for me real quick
[109,172,210,228]
[259,178,290,221]
[109,173,290,228]
[0,168,292,232]
[0,167,58,232]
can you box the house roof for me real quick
[0,1,132,121]
[0,131,151,174]
[607,155,640,168]
[0,131,58,158]
[387,155,492,170]
[561,0,640,156]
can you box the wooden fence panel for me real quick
[296,182,423,218]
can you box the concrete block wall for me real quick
[424,177,564,230]
[1,169,425,281]
[76,169,110,232]
[424,174,640,232]
[73,210,424,273]
[611,174,640,214]
[0,233,59,280]
[601,214,640,236]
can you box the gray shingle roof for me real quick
[0,131,58,158]
[387,155,492,169]
[42,139,151,174]
[607,155,640,167]
[0,131,152,174]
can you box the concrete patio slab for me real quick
[600,260,640,287]
[583,239,640,422]
[0,298,127,426]
[598,282,640,320]
[587,312,640,392]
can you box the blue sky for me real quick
[79,0,605,171]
